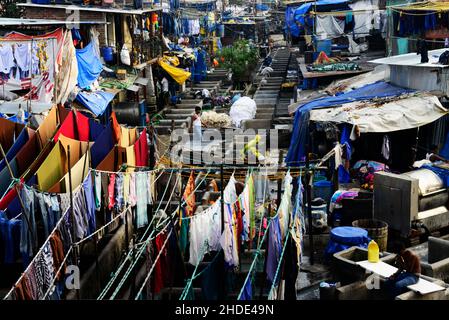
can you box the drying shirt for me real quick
[123,173,130,205]
[20,187,37,259]
[136,172,149,228]
[266,215,282,285]
[161,78,169,92]
[219,176,239,268]
[147,171,156,205]
[14,43,31,73]
[188,199,221,266]
[278,172,293,240]
[94,171,102,211]
[73,187,89,240]
[129,173,137,207]
[0,44,15,74]
[107,174,116,210]
[115,173,124,210]
[35,242,55,299]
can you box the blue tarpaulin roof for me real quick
[286,0,350,37]
[286,81,415,164]
[76,90,116,116]
[76,42,104,89]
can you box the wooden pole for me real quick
[0,143,35,245]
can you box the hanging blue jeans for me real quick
[20,187,37,260]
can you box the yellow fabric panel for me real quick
[129,128,138,145]
[37,106,58,145]
[58,134,91,170]
[64,153,90,192]
[119,127,130,147]
[36,141,66,191]
[125,145,136,172]
[158,59,191,85]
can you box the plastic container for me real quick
[352,219,388,252]
[313,180,333,204]
[368,240,380,263]
[101,47,114,63]
[315,39,332,56]
[324,226,370,261]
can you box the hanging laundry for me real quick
[136,172,149,228]
[239,278,252,300]
[123,172,130,205]
[135,129,149,167]
[239,173,255,241]
[76,42,103,89]
[115,172,124,210]
[20,187,37,260]
[382,134,391,161]
[0,43,15,74]
[0,211,21,264]
[278,172,293,240]
[82,171,96,235]
[107,173,116,210]
[266,215,282,286]
[94,171,102,211]
[147,171,156,205]
[49,230,65,281]
[292,176,305,265]
[129,172,137,207]
[34,242,55,299]
[188,199,221,266]
[220,176,239,268]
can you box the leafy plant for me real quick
[219,39,259,78]
[0,0,24,18]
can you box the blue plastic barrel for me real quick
[313,180,333,205]
[101,47,114,63]
[325,227,370,261]
[316,39,332,56]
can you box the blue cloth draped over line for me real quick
[76,43,104,89]
[286,81,415,165]
[76,90,116,116]
[286,0,350,37]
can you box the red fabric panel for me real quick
[54,111,76,142]
[76,112,90,142]
[134,129,148,167]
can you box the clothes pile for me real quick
[201,111,232,128]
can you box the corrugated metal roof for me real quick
[369,48,449,68]
[18,3,162,15]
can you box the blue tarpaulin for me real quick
[325,226,370,261]
[288,0,350,35]
[76,90,116,116]
[286,82,415,164]
[76,43,104,89]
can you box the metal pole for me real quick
[67,145,80,298]
[306,147,314,265]
[220,163,225,233]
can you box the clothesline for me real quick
[3,205,71,300]
[72,205,131,247]
[267,231,291,300]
